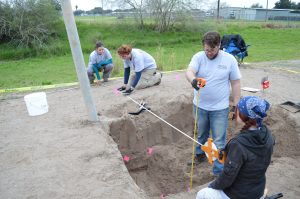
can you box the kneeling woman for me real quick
[117,45,162,95]
[197,96,274,199]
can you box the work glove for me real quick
[123,87,134,95]
[191,78,205,90]
[230,105,236,120]
[191,78,200,90]
[117,86,126,91]
[218,148,225,160]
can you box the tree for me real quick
[209,0,229,10]
[90,7,103,14]
[121,0,146,28]
[251,3,263,8]
[0,0,60,48]
[51,0,61,11]
[74,9,85,16]
[291,2,300,9]
[148,0,186,32]
[274,0,293,9]
[115,0,197,32]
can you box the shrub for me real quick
[0,0,61,48]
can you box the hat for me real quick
[237,96,270,127]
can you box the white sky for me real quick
[70,0,300,11]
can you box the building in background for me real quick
[217,7,300,21]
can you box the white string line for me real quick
[127,96,202,146]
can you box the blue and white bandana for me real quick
[237,96,270,127]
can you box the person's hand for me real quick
[117,86,126,91]
[218,148,225,160]
[230,105,236,120]
[95,79,101,85]
[123,87,134,95]
[191,78,205,90]
[191,78,200,90]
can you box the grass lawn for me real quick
[1,17,300,89]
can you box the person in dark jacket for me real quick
[196,96,274,199]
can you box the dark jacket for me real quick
[210,125,274,199]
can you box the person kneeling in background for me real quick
[117,44,162,95]
[87,41,114,84]
[196,96,274,199]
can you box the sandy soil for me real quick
[1,60,300,199]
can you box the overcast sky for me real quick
[70,0,300,11]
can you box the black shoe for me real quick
[187,154,207,166]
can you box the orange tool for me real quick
[196,78,206,88]
[201,138,226,165]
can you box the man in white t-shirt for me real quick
[185,31,241,176]
[117,44,162,95]
[87,41,114,84]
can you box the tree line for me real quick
[1,0,299,49]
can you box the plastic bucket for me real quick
[24,92,49,116]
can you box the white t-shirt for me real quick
[123,49,156,72]
[189,50,241,111]
[87,48,112,72]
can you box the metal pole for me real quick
[265,0,269,22]
[217,0,220,20]
[102,0,104,17]
[60,0,99,122]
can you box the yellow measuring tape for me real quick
[0,77,124,94]
[0,82,79,94]
[189,89,200,189]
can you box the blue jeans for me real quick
[193,105,229,176]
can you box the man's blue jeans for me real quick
[193,105,229,176]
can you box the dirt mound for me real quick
[1,61,300,199]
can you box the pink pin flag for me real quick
[160,193,165,199]
[187,186,191,192]
[113,88,121,95]
[147,147,153,155]
[123,155,130,162]
[175,74,180,80]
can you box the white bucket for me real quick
[24,92,49,116]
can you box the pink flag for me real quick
[113,88,121,95]
[147,147,153,155]
[175,74,180,80]
[123,155,130,162]
[160,193,165,199]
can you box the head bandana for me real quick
[237,96,270,127]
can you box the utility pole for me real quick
[265,0,269,21]
[102,0,104,16]
[217,0,220,19]
[60,0,99,122]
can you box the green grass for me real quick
[1,17,300,89]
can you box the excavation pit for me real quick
[108,96,300,197]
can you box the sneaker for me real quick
[187,154,207,166]
[103,78,108,82]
